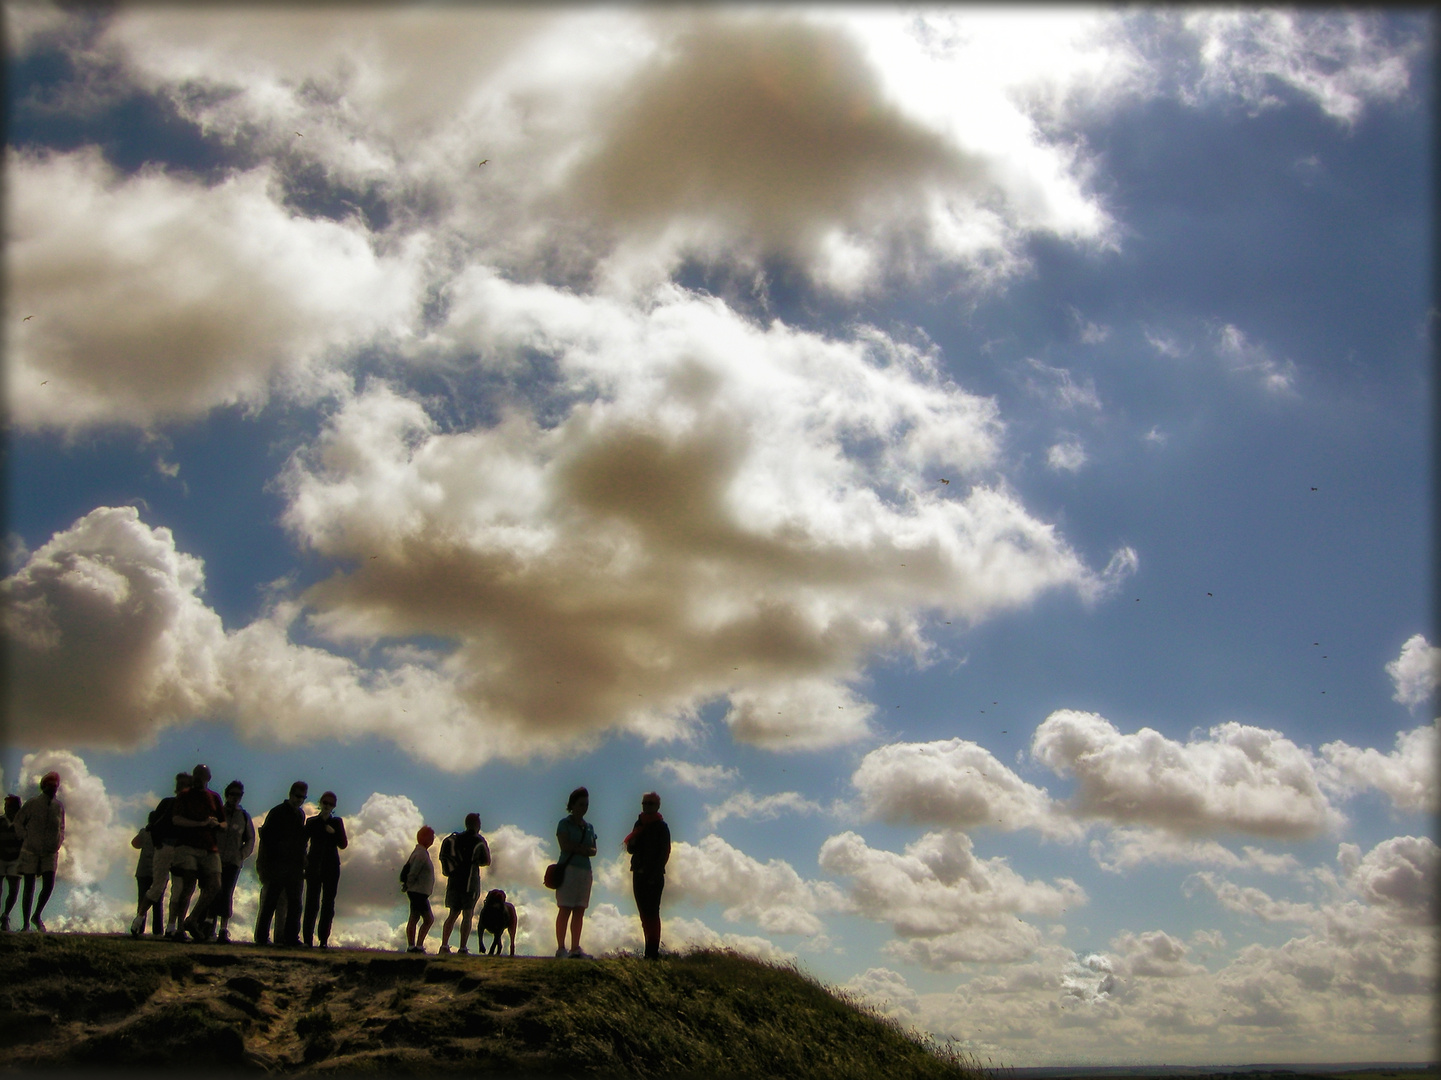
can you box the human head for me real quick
[191,764,211,787]
[175,772,192,795]
[223,781,244,804]
[288,781,309,805]
[641,792,660,811]
[3,795,19,818]
[319,792,337,814]
[566,786,589,812]
[39,772,59,796]
[464,812,481,833]
[417,825,435,847]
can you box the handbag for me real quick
[543,848,574,890]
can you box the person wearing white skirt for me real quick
[554,787,597,958]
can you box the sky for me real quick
[2,4,1436,1068]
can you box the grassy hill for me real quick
[0,932,979,1078]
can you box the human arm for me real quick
[333,818,348,850]
[240,812,256,862]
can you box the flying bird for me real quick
[478,159,488,166]
[39,380,47,385]
[1310,487,1318,491]
[22,315,33,321]
[1207,592,1213,596]
[938,478,949,484]
[295,131,304,137]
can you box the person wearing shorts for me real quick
[437,814,490,955]
[169,764,225,941]
[554,786,596,959]
[0,796,22,931]
[402,826,436,953]
[14,771,65,933]
[130,821,163,936]
[132,773,190,938]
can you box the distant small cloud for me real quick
[1068,306,1111,344]
[649,758,739,791]
[1142,426,1167,448]
[704,789,823,828]
[1144,330,1187,358]
[1021,357,1102,411]
[1047,440,1087,472]
[1217,324,1298,396]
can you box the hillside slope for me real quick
[0,933,977,1078]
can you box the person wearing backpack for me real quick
[0,796,22,931]
[437,813,491,955]
[401,825,437,953]
[131,773,190,938]
[624,791,671,960]
[210,780,255,943]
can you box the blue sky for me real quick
[3,6,1435,1067]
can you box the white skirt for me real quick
[555,865,592,909]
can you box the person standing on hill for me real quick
[211,780,255,943]
[437,813,491,955]
[130,817,162,937]
[14,771,65,933]
[624,791,671,960]
[170,763,225,941]
[401,825,437,953]
[0,796,23,931]
[302,791,347,948]
[131,773,190,938]
[255,781,308,946]
[554,786,597,959]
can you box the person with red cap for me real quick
[13,771,64,932]
[401,825,436,953]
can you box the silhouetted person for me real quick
[170,763,225,941]
[402,825,436,953]
[554,786,596,958]
[130,819,162,936]
[132,773,190,938]
[624,791,671,960]
[256,782,308,946]
[302,791,347,948]
[438,813,491,955]
[0,796,22,931]
[14,772,64,932]
[210,780,254,943]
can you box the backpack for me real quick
[438,833,459,877]
[475,835,491,868]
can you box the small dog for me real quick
[478,889,517,956]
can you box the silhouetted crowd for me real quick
[1,766,672,959]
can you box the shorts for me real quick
[555,866,592,910]
[407,891,432,919]
[16,850,56,875]
[443,876,479,912]
[1,859,19,878]
[170,846,222,876]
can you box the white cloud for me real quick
[648,758,738,791]
[818,829,1085,969]
[1089,827,1301,875]
[17,751,130,887]
[703,790,823,829]
[851,738,1080,840]
[335,792,425,916]
[1181,11,1422,125]
[1020,358,1102,411]
[663,834,847,937]
[1384,633,1440,709]
[1046,441,1088,473]
[837,967,921,1024]
[1320,720,1437,815]
[1032,710,1342,839]
[1337,835,1438,927]
[1216,324,1298,396]
[3,507,229,746]
[6,148,422,431]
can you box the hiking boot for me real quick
[406,945,425,954]
[217,928,230,944]
[555,946,569,958]
[437,944,451,955]
[1,914,10,932]
[568,948,589,959]
[130,914,145,939]
[457,947,470,955]
[32,918,45,934]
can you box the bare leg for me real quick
[568,909,585,953]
